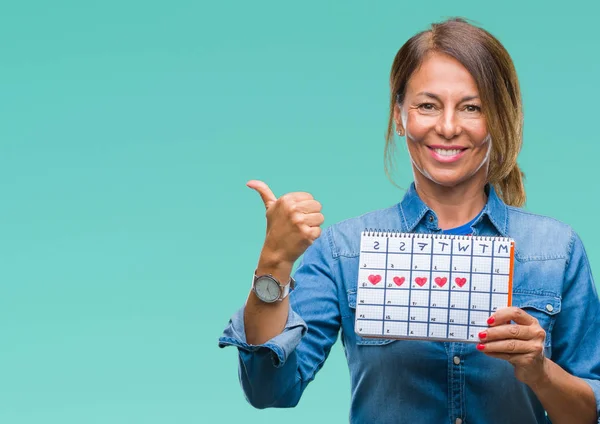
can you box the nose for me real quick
[435,109,462,139]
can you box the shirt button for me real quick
[429,215,434,222]
[453,356,460,365]
[546,304,554,312]
[455,418,463,424]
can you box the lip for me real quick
[427,145,468,163]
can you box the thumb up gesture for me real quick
[247,180,324,266]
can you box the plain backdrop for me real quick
[1,1,598,423]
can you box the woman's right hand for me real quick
[247,180,324,268]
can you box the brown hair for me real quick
[385,17,526,207]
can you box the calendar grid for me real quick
[355,302,508,309]
[381,238,389,337]
[407,236,414,337]
[426,235,434,337]
[446,235,454,339]
[363,251,507,259]
[358,287,509,293]
[356,232,515,343]
[489,240,495,313]
[357,317,480,327]
[467,238,474,339]
[359,267,508,276]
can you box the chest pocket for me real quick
[511,292,561,356]
[347,289,396,346]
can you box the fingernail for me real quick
[476,343,486,351]
[478,331,487,339]
[487,316,495,325]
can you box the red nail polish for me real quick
[487,316,495,325]
[476,343,486,351]
[478,331,487,339]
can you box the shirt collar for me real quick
[398,182,509,236]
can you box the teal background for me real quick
[1,1,598,423]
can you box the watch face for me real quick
[255,277,280,302]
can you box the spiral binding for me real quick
[362,228,513,243]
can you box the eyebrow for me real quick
[417,92,480,103]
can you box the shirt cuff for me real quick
[581,378,600,424]
[218,303,308,368]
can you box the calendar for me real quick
[355,231,514,343]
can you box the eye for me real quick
[464,104,482,113]
[418,103,436,111]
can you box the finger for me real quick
[477,339,539,355]
[247,180,277,208]
[483,351,538,368]
[303,226,322,240]
[283,192,314,202]
[294,199,322,214]
[483,351,515,363]
[488,307,537,327]
[303,213,325,227]
[480,324,536,342]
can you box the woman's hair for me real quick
[385,17,526,207]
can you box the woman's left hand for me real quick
[477,307,549,387]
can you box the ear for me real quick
[393,103,404,136]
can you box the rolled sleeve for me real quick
[552,229,600,422]
[581,377,600,424]
[218,302,308,368]
[217,230,342,408]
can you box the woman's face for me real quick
[395,52,491,189]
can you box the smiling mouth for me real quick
[429,147,467,155]
[427,146,468,162]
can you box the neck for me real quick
[413,170,488,230]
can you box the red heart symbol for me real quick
[368,274,381,285]
[434,277,447,287]
[415,277,427,287]
[455,277,467,287]
[393,276,405,286]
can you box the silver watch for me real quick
[252,271,295,303]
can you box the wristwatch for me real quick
[252,271,295,303]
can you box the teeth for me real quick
[434,148,462,157]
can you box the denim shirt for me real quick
[219,184,600,424]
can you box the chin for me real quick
[421,169,471,188]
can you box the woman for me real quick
[219,18,600,423]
